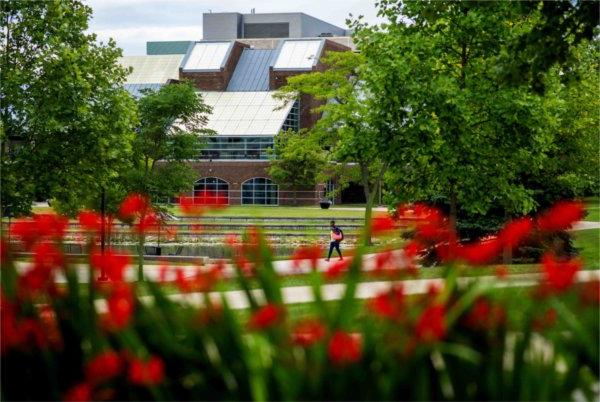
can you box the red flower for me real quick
[579,280,600,306]
[328,331,362,365]
[128,355,165,386]
[8,214,66,249]
[119,194,150,220]
[174,268,191,292]
[324,258,351,280]
[495,265,509,279]
[371,215,396,234]
[533,308,558,331]
[403,240,424,259]
[291,319,327,347]
[537,200,585,232]
[374,249,394,273]
[35,214,68,241]
[0,238,8,264]
[464,298,506,330]
[291,245,322,271]
[134,213,158,235]
[105,283,134,330]
[10,220,38,249]
[85,350,122,384]
[32,242,63,272]
[456,237,502,266]
[367,285,405,319]
[415,304,446,342]
[248,304,284,330]
[541,253,581,293]
[63,382,92,402]
[178,195,205,216]
[499,217,533,249]
[78,211,102,233]
[90,250,130,282]
[18,318,47,349]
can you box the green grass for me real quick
[584,207,599,222]
[573,228,600,269]
[167,205,366,219]
[584,197,599,222]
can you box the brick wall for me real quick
[184,160,323,205]
[179,41,248,90]
[269,39,350,130]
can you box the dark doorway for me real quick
[341,182,366,204]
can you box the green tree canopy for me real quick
[353,1,558,232]
[127,81,214,203]
[0,0,137,216]
[269,130,328,205]
[275,51,390,235]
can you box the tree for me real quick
[352,1,556,236]
[268,130,327,205]
[525,40,600,207]
[0,0,138,218]
[127,81,214,204]
[275,51,391,241]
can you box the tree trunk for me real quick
[449,189,458,260]
[100,187,106,254]
[137,234,145,282]
[359,163,373,246]
[360,161,388,247]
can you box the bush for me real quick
[1,199,598,401]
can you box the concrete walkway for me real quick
[14,249,410,283]
[572,221,600,230]
[92,269,600,312]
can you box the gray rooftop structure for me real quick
[227,49,276,91]
[203,12,347,41]
[147,41,193,55]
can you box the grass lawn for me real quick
[584,197,599,222]
[167,205,366,219]
[573,228,600,269]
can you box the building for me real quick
[119,12,355,205]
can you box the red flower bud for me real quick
[328,331,362,365]
[128,355,164,386]
[541,253,581,293]
[415,304,446,343]
[85,350,122,384]
[63,382,92,402]
[248,304,284,330]
[291,319,326,347]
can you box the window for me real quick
[281,100,299,132]
[243,23,289,39]
[194,177,229,205]
[199,136,274,160]
[242,178,278,205]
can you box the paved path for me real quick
[92,269,600,312]
[572,221,600,230]
[14,249,410,284]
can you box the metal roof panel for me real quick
[227,49,276,91]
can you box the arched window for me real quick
[194,177,229,205]
[242,178,278,205]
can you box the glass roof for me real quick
[182,42,232,72]
[272,39,324,70]
[119,55,183,84]
[199,91,294,136]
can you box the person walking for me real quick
[325,220,343,261]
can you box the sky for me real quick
[85,0,383,56]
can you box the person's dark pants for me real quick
[328,240,342,259]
